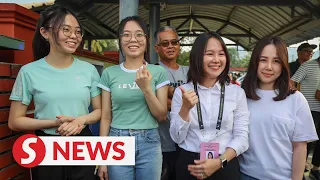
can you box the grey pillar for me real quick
[149,3,160,64]
[119,0,139,63]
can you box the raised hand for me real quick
[179,86,198,110]
[135,64,152,93]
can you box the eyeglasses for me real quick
[120,31,146,42]
[157,39,180,47]
[302,50,314,55]
[60,25,83,38]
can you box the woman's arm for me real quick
[8,68,67,131]
[136,65,168,121]
[8,101,64,131]
[143,85,168,121]
[226,88,250,156]
[167,86,175,111]
[97,92,111,180]
[99,90,112,136]
[292,141,307,180]
[169,86,197,144]
[76,95,102,125]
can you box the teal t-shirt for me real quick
[10,58,101,135]
[98,63,169,129]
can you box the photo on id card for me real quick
[200,142,219,160]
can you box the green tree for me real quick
[83,39,119,54]
[228,48,240,67]
[177,50,190,66]
[228,48,252,68]
[102,39,119,51]
[239,52,251,68]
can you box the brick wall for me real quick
[0,62,32,180]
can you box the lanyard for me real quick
[193,82,225,131]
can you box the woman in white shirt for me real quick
[170,31,250,180]
[239,36,319,180]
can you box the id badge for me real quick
[200,142,219,160]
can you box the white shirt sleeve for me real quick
[292,92,319,142]
[169,86,192,144]
[226,88,250,156]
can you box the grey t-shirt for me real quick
[158,61,189,152]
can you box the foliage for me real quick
[102,39,119,51]
[176,51,190,66]
[83,39,119,54]
[228,47,251,68]
[238,52,251,68]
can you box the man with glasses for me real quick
[154,26,189,180]
[289,43,317,77]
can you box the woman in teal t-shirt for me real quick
[8,5,101,180]
[97,16,169,180]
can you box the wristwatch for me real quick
[218,155,228,168]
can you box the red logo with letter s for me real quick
[12,134,46,168]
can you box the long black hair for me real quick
[118,16,150,62]
[32,5,82,60]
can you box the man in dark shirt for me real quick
[289,43,317,77]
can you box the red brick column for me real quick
[0,3,39,64]
[0,63,34,180]
[0,3,39,180]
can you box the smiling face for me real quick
[120,20,147,59]
[154,30,180,62]
[257,44,282,90]
[202,37,226,83]
[42,14,82,55]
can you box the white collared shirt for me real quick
[170,81,250,156]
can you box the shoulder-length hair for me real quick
[187,31,230,85]
[118,16,150,63]
[241,36,295,101]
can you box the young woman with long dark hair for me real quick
[8,5,102,180]
[97,16,169,180]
